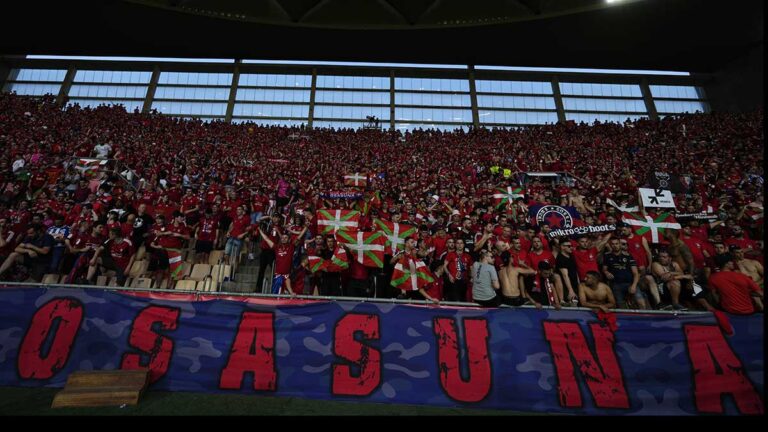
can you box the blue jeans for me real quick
[612,282,646,308]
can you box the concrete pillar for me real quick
[551,76,566,123]
[640,78,659,120]
[56,67,76,107]
[142,66,161,114]
[225,60,241,123]
[389,70,395,131]
[468,65,479,128]
[307,67,317,128]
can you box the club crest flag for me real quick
[391,257,435,292]
[528,204,583,229]
[622,212,681,243]
[373,219,417,255]
[343,173,368,188]
[335,230,386,268]
[317,209,360,234]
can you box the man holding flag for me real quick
[390,236,439,304]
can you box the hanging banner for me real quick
[639,188,676,209]
[0,287,763,415]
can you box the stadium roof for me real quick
[1,0,762,73]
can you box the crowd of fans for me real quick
[0,92,763,314]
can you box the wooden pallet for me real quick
[51,369,149,408]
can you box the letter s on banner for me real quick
[121,305,181,383]
[332,313,381,396]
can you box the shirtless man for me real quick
[498,237,537,306]
[732,246,764,287]
[651,250,693,310]
[578,271,616,313]
[567,189,594,216]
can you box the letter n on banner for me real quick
[684,325,763,414]
[543,321,629,409]
[332,313,381,396]
[18,298,84,380]
[220,312,277,391]
[433,317,491,403]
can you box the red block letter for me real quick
[219,312,276,391]
[433,317,491,403]
[684,325,763,414]
[332,313,381,396]
[18,298,84,379]
[120,306,180,383]
[543,321,629,409]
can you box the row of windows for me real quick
[394,77,469,92]
[74,70,152,84]
[478,111,559,125]
[654,100,708,114]
[316,75,389,90]
[8,69,67,82]
[313,121,369,130]
[152,101,227,116]
[395,123,469,132]
[3,83,61,96]
[559,82,643,98]
[69,85,148,99]
[67,99,144,112]
[233,103,308,119]
[650,85,702,100]
[395,92,470,107]
[239,74,311,88]
[563,98,647,113]
[395,108,472,123]
[477,95,556,110]
[155,86,229,101]
[237,88,310,103]
[231,118,307,127]
[476,80,552,95]
[316,90,388,105]
[314,105,390,121]
[158,72,232,86]
[566,113,648,124]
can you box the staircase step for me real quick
[222,281,258,293]
[237,265,260,275]
[233,274,260,283]
[65,370,148,388]
[52,387,144,408]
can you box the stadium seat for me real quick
[128,260,149,279]
[42,274,60,285]
[208,250,224,265]
[188,264,212,281]
[96,275,110,286]
[175,279,198,290]
[130,278,153,289]
[210,264,231,283]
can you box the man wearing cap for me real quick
[731,245,763,287]
[709,253,763,314]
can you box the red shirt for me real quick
[432,235,450,259]
[508,249,529,268]
[348,255,369,280]
[527,249,555,273]
[626,235,649,268]
[444,251,472,281]
[107,238,134,271]
[708,271,761,315]
[573,247,599,281]
[228,215,251,238]
[681,235,708,270]
[725,238,758,253]
[196,218,218,242]
[273,243,295,275]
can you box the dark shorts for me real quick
[195,240,214,254]
[501,294,527,307]
[474,295,502,308]
[529,290,550,306]
[148,249,169,271]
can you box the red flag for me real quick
[335,230,386,268]
[390,257,435,292]
[307,255,325,273]
[343,173,368,188]
[373,219,417,255]
[317,209,360,234]
[622,212,681,244]
[321,245,349,272]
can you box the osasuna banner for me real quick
[0,287,763,415]
[639,188,676,209]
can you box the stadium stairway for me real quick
[220,255,271,294]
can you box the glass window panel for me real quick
[476,80,552,94]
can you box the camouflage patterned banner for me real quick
[0,287,762,415]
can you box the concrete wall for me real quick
[700,42,764,113]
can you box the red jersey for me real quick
[527,249,555,273]
[273,243,295,275]
[444,251,472,281]
[432,235,450,259]
[228,215,251,238]
[708,271,761,315]
[107,238,134,271]
[626,235,649,268]
[681,235,708,270]
[508,249,529,268]
[196,218,218,242]
[573,247,600,281]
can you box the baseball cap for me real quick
[715,253,733,268]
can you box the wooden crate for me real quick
[51,369,149,408]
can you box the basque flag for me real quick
[335,230,386,268]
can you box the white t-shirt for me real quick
[94,144,111,158]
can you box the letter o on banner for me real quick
[18,298,84,380]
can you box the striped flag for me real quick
[321,245,349,272]
[75,158,108,179]
[373,219,417,255]
[390,257,435,292]
[622,212,681,244]
[167,248,184,280]
[317,209,360,234]
[307,255,325,273]
[335,230,386,268]
[343,173,368,188]
[491,186,525,211]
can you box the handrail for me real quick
[0,281,712,315]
